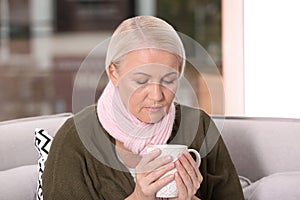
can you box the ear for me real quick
[108,63,119,86]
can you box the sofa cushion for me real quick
[0,165,38,200]
[243,171,300,200]
[0,113,72,171]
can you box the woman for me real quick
[43,16,244,200]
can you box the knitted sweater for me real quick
[43,104,244,200]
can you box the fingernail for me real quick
[164,155,172,162]
[169,162,175,167]
[178,154,184,160]
[152,148,161,154]
[168,174,175,179]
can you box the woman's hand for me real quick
[170,151,203,200]
[127,148,176,200]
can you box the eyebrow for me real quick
[162,72,179,78]
[132,71,179,78]
[132,72,151,77]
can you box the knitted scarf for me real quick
[97,81,175,154]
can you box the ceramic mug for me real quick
[146,144,201,198]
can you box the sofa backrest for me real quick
[213,116,300,182]
[1,112,299,184]
[0,113,72,171]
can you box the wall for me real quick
[223,0,300,118]
[222,0,244,116]
[244,0,300,118]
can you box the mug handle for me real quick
[187,149,201,167]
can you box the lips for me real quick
[144,105,163,112]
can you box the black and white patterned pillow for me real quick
[34,128,53,200]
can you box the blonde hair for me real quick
[105,16,186,75]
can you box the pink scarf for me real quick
[97,81,175,154]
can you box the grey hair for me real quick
[105,16,186,75]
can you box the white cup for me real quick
[146,144,201,198]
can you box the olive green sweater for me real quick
[43,104,244,200]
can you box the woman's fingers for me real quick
[137,148,161,168]
[148,171,175,193]
[137,150,173,174]
[175,158,193,198]
[135,172,175,198]
[134,149,176,198]
[182,151,203,188]
[174,171,187,199]
[136,148,175,185]
[141,160,175,188]
[135,149,203,200]
[174,151,203,198]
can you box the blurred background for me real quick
[1,0,300,121]
[0,0,222,121]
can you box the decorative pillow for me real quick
[34,128,53,200]
[244,172,300,200]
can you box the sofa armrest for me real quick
[0,113,72,171]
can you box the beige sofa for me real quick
[213,116,300,199]
[1,113,300,200]
[0,113,72,200]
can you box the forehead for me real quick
[118,49,180,74]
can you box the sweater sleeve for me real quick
[197,113,245,200]
[42,118,104,200]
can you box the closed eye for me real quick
[161,72,179,85]
[135,79,149,84]
[161,79,177,84]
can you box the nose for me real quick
[148,83,164,102]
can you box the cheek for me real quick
[163,90,176,113]
[163,86,177,102]
[118,85,134,108]
[127,87,147,108]
[119,84,146,110]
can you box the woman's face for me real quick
[110,49,180,123]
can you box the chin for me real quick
[136,113,164,124]
[149,112,165,123]
[134,108,167,123]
